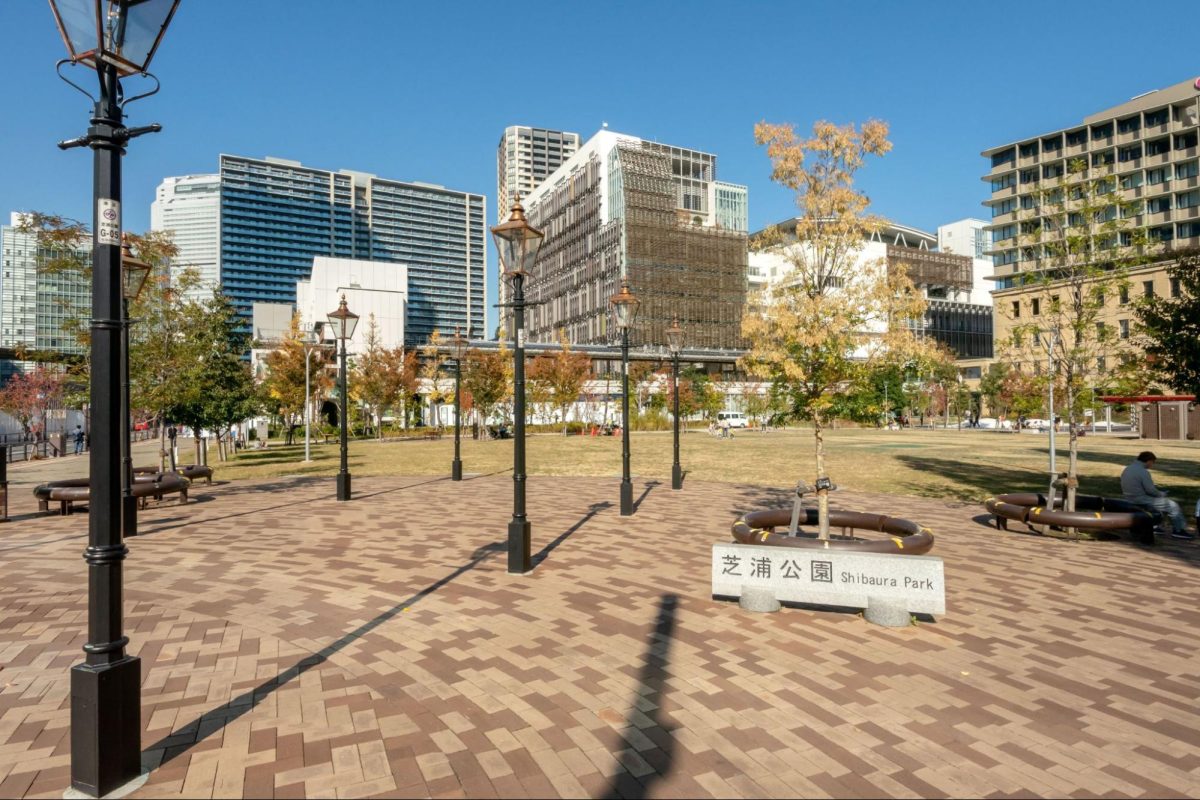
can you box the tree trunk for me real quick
[158,419,167,472]
[1066,384,1078,516]
[814,412,831,541]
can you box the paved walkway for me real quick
[1,472,1198,798]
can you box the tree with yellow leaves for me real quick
[741,119,931,538]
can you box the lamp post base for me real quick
[69,657,142,798]
[620,480,634,516]
[672,464,682,491]
[452,459,462,481]
[507,519,530,574]
[336,472,351,501]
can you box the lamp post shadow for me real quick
[603,593,678,799]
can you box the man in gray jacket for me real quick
[1120,451,1192,539]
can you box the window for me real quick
[1118,145,1142,163]
[993,224,1017,242]
[1171,277,1181,298]
[991,173,1016,191]
[1147,196,1172,213]
[1176,131,1198,150]
[1020,142,1039,158]
[1146,167,1170,185]
[1148,225,1174,242]
[1143,280,1155,297]
[1066,129,1088,147]
[1179,222,1200,239]
[1120,172,1144,189]
[1011,301,1020,318]
[1043,163,1064,179]
[991,148,1015,168]
[1177,160,1200,179]
[1146,137,1170,156]
[992,199,1016,217]
[1097,356,1107,373]
[1020,168,1039,184]
[1091,123,1113,139]
[1119,286,1129,305]
[1119,319,1130,339]
[1021,194,1038,210]
[1118,116,1141,134]
[1096,321,1106,337]
[1144,109,1169,128]
[1092,150,1114,167]
[1032,298,1041,315]
[1178,190,1199,209]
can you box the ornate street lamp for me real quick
[610,278,640,516]
[493,200,544,573]
[450,325,468,481]
[48,1,178,795]
[119,239,150,540]
[665,317,685,490]
[327,295,359,501]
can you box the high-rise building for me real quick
[713,182,749,233]
[937,218,991,262]
[981,76,1200,373]
[157,156,486,345]
[150,174,221,299]
[496,126,581,222]
[0,213,89,380]
[517,130,747,350]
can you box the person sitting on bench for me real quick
[1120,451,1193,540]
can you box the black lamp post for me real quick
[665,317,684,490]
[327,295,359,501]
[48,0,178,795]
[451,326,467,481]
[610,278,640,516]
[120,239,150,539]
[492,200,544,574]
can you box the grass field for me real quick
[213,427,1200,503]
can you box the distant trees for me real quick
[1135,248,1200,396]
[0,367,65,440]
[261,313,332,443]
[527,335,591,433]
[462,344,510,434]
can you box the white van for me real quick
[717,411,749,428]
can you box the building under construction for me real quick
[517,130,748,351]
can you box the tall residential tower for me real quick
[496,126,581,222]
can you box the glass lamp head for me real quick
[120,238,151,300]
[326,294,359,341]
[450,326,468,361]
[49,0,180,77]
[492,199,544,285]
[665,316,684,355]
[609,278,640,331]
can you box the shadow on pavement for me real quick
[532,501,611,567]
[632,481,661,513]
[143,540,507,768]
[602,593,677,799]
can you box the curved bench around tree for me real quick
[34,472,191,516]
[134,463,213,484]
[731,507,935,555]
[984,493,1155,543]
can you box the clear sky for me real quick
[3,1,1198,332]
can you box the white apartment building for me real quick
[936,218,994,306]
[150,174,221,299]
[295,257,408,351]
[496,126,581,222]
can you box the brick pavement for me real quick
[1,471,1198,798]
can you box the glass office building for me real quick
[215,155,486,345]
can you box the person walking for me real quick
[73,425,85,455]
[1120,451,1193,540]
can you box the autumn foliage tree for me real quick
[261,313,333,442]
[527,335,591,434]
[462,345,511,435]
[0,367,65,440]
[741,119,930,538]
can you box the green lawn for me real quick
[212,427,1200,503]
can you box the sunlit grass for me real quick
[210,427,1200,503]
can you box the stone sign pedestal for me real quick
[712,542,946,617]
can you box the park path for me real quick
[0,472,1198,798]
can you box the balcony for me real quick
[1117,127,1142,146]
[1146,209,1173,224]
[1177,205,1200,220]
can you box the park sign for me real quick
[711,542,946,615]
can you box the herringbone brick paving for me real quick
[1,471,1198,798]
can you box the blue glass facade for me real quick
[218,156,486,345]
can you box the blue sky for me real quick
[2,1,1198,330]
